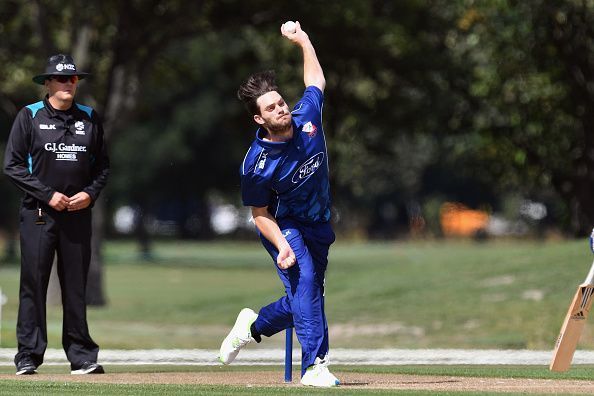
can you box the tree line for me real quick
[1,0,593,247]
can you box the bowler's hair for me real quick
[237,70,279,116]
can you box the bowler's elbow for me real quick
[3,162,13,178]
[308,76,326,92]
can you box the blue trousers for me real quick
[253,219,335,376]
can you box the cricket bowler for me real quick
[218,21,339,387]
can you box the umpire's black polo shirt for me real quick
[3,96,109,208]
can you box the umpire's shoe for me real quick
[219,308,258,364]
[71,361,105,375]
[15,356,37,375]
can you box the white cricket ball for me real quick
[283,21,297,34]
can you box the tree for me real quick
[452,1,594,234]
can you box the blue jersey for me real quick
[240,86,331,224]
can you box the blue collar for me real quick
[255,119,299,150]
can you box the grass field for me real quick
[2,239,594,394]
[0,238,592,350]
[1,364,594,395]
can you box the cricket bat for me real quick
[550,260,594,371]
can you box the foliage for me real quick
[1,1,594,238]
[452,0,594,234]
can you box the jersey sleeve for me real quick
[82,110,110,202]
[240,169,273,208]
[3,107,55,203]
[240,146,274,208]
[292,86,324,120]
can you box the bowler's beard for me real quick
[264,116,292,134]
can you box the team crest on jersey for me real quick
[302,121,317,138]
[75,121,85,135]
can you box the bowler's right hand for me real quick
[48,192,70,211]
[277,244,296,269]
[281,21,308,46]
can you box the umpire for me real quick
[3,54,109,375]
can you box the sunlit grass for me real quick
[0,365,593,395]
[0,239,590,350]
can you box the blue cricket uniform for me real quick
[240,86,335,374]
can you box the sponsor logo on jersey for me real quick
[75,121,85,135]
[56,152,77,160]
[39,124,56,130]
[44,143,87,161]
[302,121,317,138]
[258,151,268,170]
[291,152,324,183]
[282,230,291,238]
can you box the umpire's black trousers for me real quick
[14,205,99,369]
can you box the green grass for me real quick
[0,382,464,396]
[0,239,591,350]
[0,381,407,396]
[0,365,593,395]
[2,363,594,379]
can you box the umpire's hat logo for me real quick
[32,54,90,85]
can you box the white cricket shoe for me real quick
[218,308,258,365]
[300,357,340,387]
